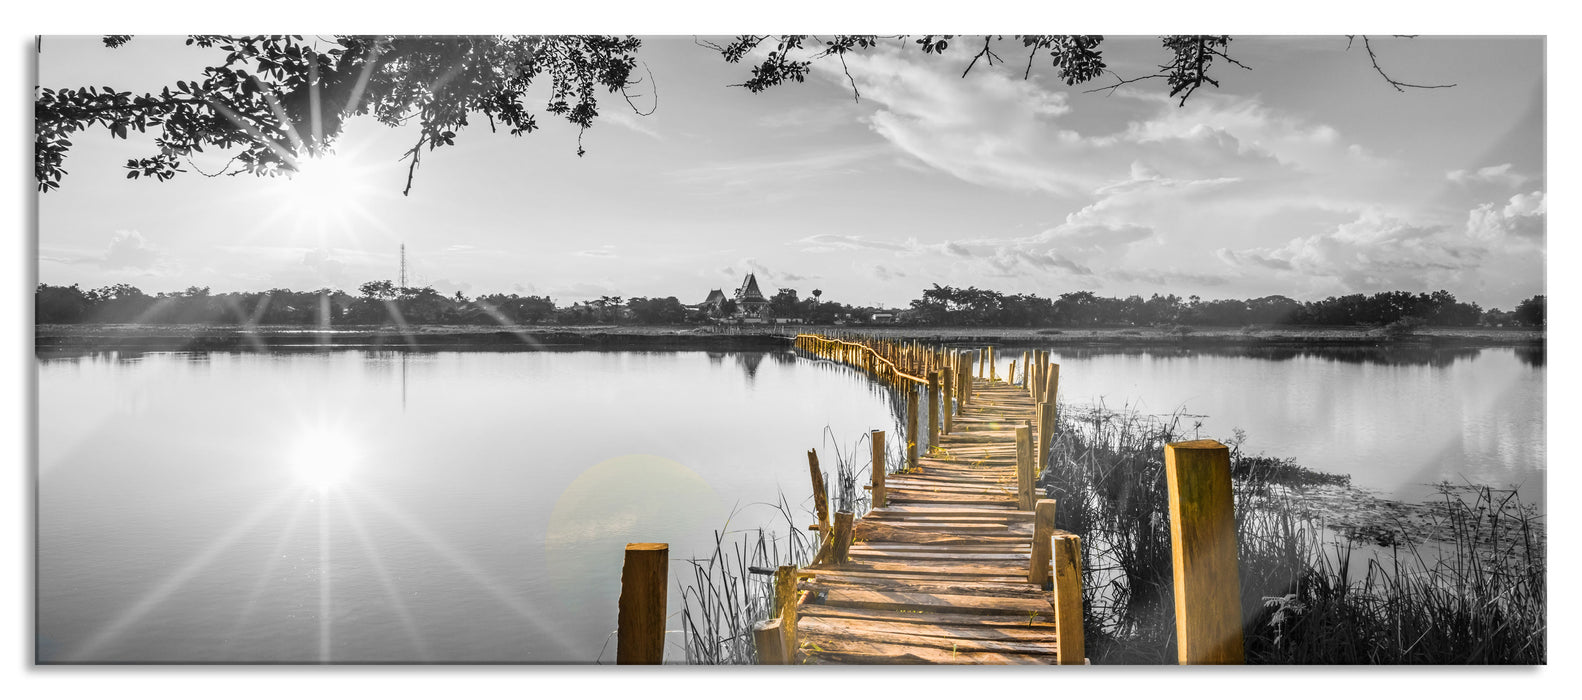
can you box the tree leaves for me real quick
[36,35,643,194]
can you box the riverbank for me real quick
[33,322,1543,353]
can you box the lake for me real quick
[35,344,1544,663]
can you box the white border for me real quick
[7,2,1573,698]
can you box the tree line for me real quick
[34,281,1544,329]
[905,285,1545,328]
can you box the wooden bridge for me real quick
[613,334,1245,665]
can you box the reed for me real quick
[1042,403,1546,664]
[677,428,901,664]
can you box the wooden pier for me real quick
[614,333,1243,665]
[766,334,1082,664]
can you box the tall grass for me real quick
[1044,404,1546,664]
[676,423,902,664]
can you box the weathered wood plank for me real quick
[799,619,1059,656]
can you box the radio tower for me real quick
[399,243,408,289]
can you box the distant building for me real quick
[733,273,769,320]
[699,288,727,316]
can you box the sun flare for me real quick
[282,153,375,224]
[289,427,361,492]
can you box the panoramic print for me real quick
[34,35,1544,665]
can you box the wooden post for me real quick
[988,346,997,381]
[1164,440,1244,665]
[1015,425,1034,510]
[942,370,954,434]
[808,449,830,535]
[1008,359,1018,386]
[906,387,919,471]
[1030,499,1057,586]
[871,429,886,508]
[1051,534,1085,665]
[754,618,788,664]
[1036,401,1058,474]
[977,348,985,379]
[1043,363,1060,405]
[1019,351,1029,388]
[831,511,855,565]
[616,543,668,665]
[773,565,798,660]
[927,371,941,453]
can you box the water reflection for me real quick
[984,344,1521,368]
[35,345,1544,662]
[38,350,899,663]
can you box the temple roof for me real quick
[703,289,726,305]
[736,273,767,303]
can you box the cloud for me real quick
[797,233,917,254]
[1466,191,1546,247]
[601,110,662,140]
[299,248,346,281]
[670,145,889,195]
[101,230,163,271]
[1219,210,1486,290]
[872,263,906,281]
[804,47,1388,200]
[1447,163,1528,189]
[1110,268,1231,287]
[721,258,813,285]
[577,245,618,258]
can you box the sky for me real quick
[36,35,1546,310]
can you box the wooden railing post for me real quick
[1030,499,1057,586]
[1051,534,1085,665]
[1164,440,1244,665]
[906,387,919,471]
[774,565,799,661]
[753,618,788,664]
[1015,425,1034,510]
[870,429,886,508]
[808,449,830,535]
[927,371,941,452]
[831,511,855,565]
[1043,363,1060,406]
[1036,401,1057,474]
[1009,359,1018,386]
[617,542,668,665]
[942,369,954,434]
[977,348,985,379]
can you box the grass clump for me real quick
[1042,404,1545,664]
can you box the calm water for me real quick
[990,345,1546,505]
[37,345,1544,663]
[37,350,895,663]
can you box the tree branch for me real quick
[961,35,1002,78]
[1352,35,1456,92]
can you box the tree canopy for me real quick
[35,34,1450,194]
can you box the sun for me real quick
[288,427,362,492]
[282,153,376,224]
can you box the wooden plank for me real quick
[816,588,1053,618]
[798,614,1056,642]
[800,576,1050,600]
[799,619,1059,656]
[852,541,1030,552]
[799,637,1050,665]
[798,604,1056,630]
[801,567,1029,584]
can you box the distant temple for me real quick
[698,272,770,321]
[734,273,768,319]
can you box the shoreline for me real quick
[34,323,1544,353]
